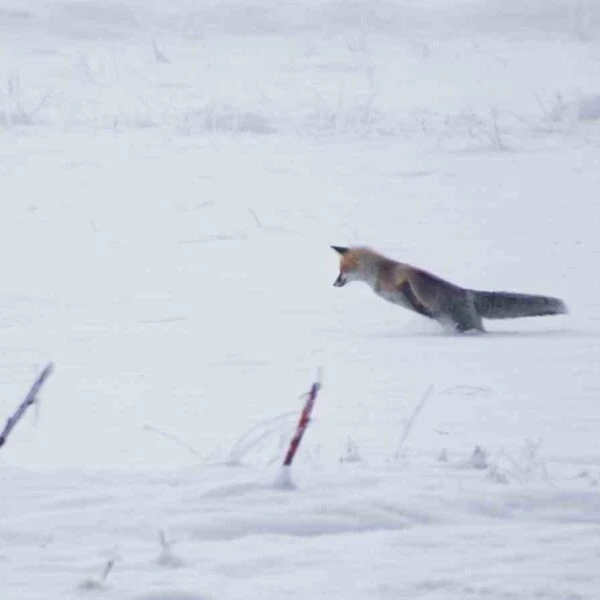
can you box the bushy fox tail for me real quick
[473,290,568,320]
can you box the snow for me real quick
[1,1,600,598]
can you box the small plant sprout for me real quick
[157,530,185,569]
[152,38,170,64]
[468,445,489,470]
[340,436,362,464]
[78,558,116,591]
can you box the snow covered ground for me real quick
[1,1,600,598]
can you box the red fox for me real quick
[331,246,567,332]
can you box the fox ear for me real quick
[331,245,349,255]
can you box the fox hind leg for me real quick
[444,294,484,333]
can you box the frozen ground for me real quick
[1,1,600,598]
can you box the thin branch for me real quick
[0,363,54,450]
[142,424,205,458]
[394,385,434,460]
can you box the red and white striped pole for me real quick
[282,371,321,467]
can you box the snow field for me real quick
[1,1,600,599]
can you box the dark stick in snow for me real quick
[0,363,54,449]
[283,371,322,467]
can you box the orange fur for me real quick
[339,247,382,273]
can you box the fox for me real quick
[331,245,567,333]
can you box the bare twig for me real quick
[142,424,205,458]
[248,208,264,230]
[101,559,115,582]
[227,411,297,466]
[394,385,434,460]
[0,363,54,450]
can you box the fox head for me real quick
[331,245,379,287]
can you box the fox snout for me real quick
[333,271,347,287]
[332,245,351,287]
